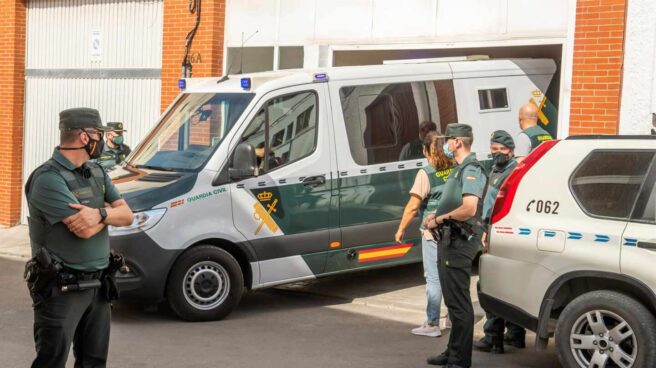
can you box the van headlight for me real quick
[108,208,166,237]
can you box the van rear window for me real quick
[570,150,655,220]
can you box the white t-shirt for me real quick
[409,169,434,240]
[514,131,532,157]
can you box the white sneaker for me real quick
[440,315,452,330]
[411,322,442,337]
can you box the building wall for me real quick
[619,0,656,134]
[161,0,226,112]
[569,0,626,135]
[0,0,26,227]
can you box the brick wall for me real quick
[570,0,627,135]
[0,0,26,227]
[161,0,226,112]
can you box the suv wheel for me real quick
[555,290,656,368]
[166,245,244,321]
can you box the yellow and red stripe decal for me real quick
[358,243,413,263]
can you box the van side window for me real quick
[241,91,318,173]
[570,150,656,220]
[478,88,509,110]
[339,80,457,166]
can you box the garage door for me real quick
[22,0,164,222]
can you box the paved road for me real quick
[0,258,561,368]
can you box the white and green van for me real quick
[108,58,557,321]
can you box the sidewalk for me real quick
[0,225,31,260]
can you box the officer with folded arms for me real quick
[425,123,487,368]
[24,107,133,368]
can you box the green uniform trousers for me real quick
[438,239,475,368]
[483,313,526,342]
[30,280,110,368]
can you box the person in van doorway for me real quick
[395,131,453,337]
[473,130,525,354]
[399,121,438,161]
[96,122,131,169]
[514,103,553,163]
[24,108,134,368]
[424,123,487,368]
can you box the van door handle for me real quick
[302,175,325,187]
[638,241,656,251]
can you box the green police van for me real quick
[107,57,557,321]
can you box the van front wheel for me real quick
[555,290,656,368]
[166,245,244,321]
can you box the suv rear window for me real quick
[570,150,655,220]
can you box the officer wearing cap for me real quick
[96,122,131,169]
[24,108,133,368]
[473,130,525,354]
[425,123,486,368]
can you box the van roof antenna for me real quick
[237,30,259,75]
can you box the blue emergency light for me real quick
[241,77,251,90]
[313,73,329,83]
[178,79,186,90]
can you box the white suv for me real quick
[478,135,656,368]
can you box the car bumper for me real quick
[110,231,182,302]
[477,281,538,333]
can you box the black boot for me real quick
[503,333,526,349]
[427,351,449,365]
[473,336,504,354]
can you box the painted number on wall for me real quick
[526,200,559,214]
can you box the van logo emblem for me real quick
[257,191,273,202]
[253,198,279,235]
[529,90,549,125]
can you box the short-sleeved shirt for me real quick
[26,148,122,271]
[435,153,486,217]
[514,132,532,157]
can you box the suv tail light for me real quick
[490,140,559,224]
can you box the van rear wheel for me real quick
[166,245,244,321]
[555,290,656,368]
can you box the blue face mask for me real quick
[443,142,454,159]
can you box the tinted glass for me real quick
[241,91,318,173]
[570,150,655,219]
[339,80,457,166]
[478,88,509,110]
[631,157,656,224]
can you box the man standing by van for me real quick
[514,103,553,163]
[25,108,133,368]
[97,122,131,169]
[425,123,486,368]
[473,130,524,354]
[399,121,437,161]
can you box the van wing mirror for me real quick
[229,142,257,180]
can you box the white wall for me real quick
[225,0,569,47]
[619,0,656,135]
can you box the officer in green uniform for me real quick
[425,123,486,368]
[514,103,553,162]
[473,130,524,354]
[25,108,134,368]
[96,122,131,169]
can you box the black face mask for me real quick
[60,131,104,159]
[492,152,511,167]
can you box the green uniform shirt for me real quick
[26,148,122,271]
[434,153,487,268]
[482,158,518,222]
[435,153,486,217]
[96,144,131,169]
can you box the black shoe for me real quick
[474,336,504,353]
[503,334,526,349]
[445,365,467,368]
[427,352,449,365]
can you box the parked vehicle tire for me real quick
[166,245,244,321]
[555,290,656,368]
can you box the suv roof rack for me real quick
[566,135,656,140]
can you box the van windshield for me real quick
[128,93,254,172]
